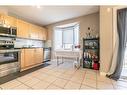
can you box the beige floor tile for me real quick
[70,77,83,84]
[64,81,81,89]
[0,80,22,89]
[47,71,62,77]
[27,71,42,77]
[58,73,72,80]
[72,74,84,79]
[13,84,31,89]
[32,81,50,89]
[82,78,96,88]
[17,75,33,83]
[44,66,55,70]
[52,78,68,88]
[97,75,112,84]
[46,84,63,89]
[74,72,85,76]
[45,70,56,75]
[35,73,49,80]
[53,72,63,77]
[80,84,96,90]
[74,68,85,74]
[97,81,114,89]
[0,61,117,90]
[38,68,51,73]
[42,76,58,83]
[86,69,97,74]
[85,73,96,80]
[23,78,41,87]
[53,68,66,73]
[64,69,76,75]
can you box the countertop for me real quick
[14,47,51,49]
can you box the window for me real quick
[54,23,79,51]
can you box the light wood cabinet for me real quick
[20,49,25,68]
[42,28,47,40]
[0,14,17,27]
[21,48,44,70]
[3,15,17,27]
[17,19,30,38]
[38,27,43,40]
[24,49,35,67]
[29,24,39,39]
[30,25,47,40]
[35,48,43,64]
[0,13,47,41]
[0,14,4,24]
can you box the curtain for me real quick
[106,8,127,80]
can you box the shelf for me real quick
[84,48,99,50]
[83,38,99,70]
[83,38,99,40]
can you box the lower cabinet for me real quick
[35,48,43,64]
[20,49,25,69]
[20,48,44,70]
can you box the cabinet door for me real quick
[20,49,25,69]
[3,15,17,27]
[0,14,4,24]
[38,27,43,40]
[35,48,43,64]
[42,28,47,40]
[17,19,30,38]
[29,24,38,39]
[24,49,35,67]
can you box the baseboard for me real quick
[100,72,107,76]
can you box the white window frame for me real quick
[54,23,79,51]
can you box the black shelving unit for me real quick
[83,38,99,70]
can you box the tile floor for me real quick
[0,60,127,90]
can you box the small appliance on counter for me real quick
[0,39,21,78]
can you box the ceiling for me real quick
[1,6,99,26]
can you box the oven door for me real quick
[0,51,18,64]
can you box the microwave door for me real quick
[0,26,11,36]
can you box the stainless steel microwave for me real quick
[0,26,17,37]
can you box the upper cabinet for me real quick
[42,28,47,40]
[0,14,47,41]
[3,15,17,27]
[17,19,30,38]
[0,14,17,27]
[29,24,39,39]
[30,24,47,40]
[0,14,4,24]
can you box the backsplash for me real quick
[0,37,44,48]
[14,38,44,48]
[0,37,14,41]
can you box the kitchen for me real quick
[0,6,127,90]
[0,12,51,79]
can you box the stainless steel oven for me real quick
[0,26,17,37]
[0,51,18,64]
[0,39,20,78]
[0,49,20,77]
